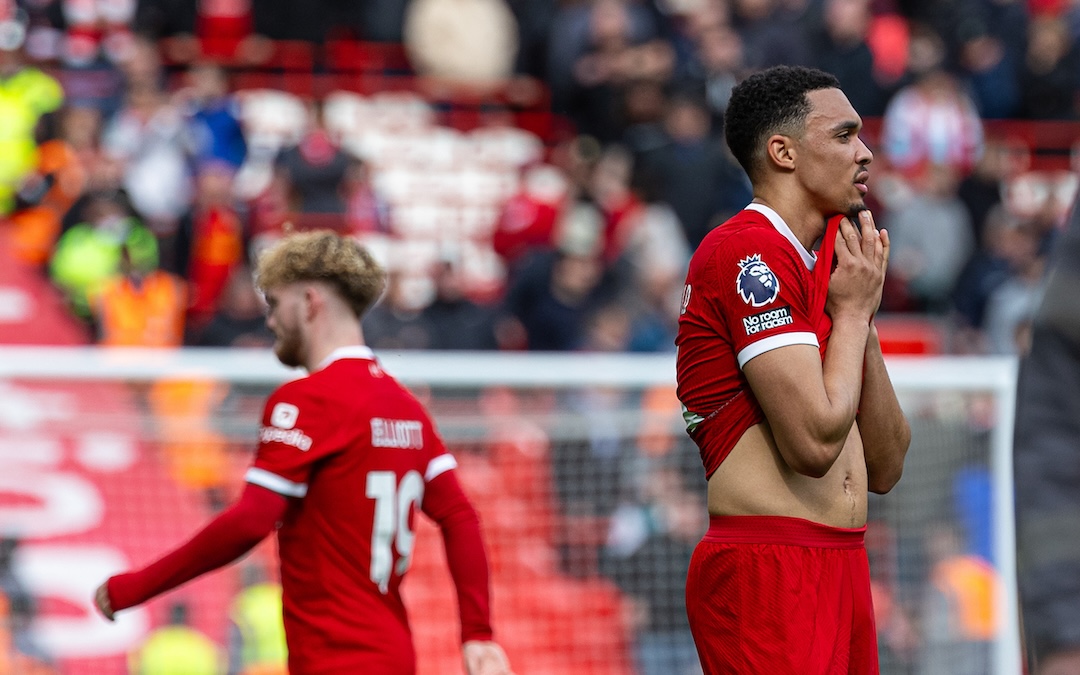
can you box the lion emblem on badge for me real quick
[736,254,780,307]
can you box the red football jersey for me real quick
[676,204,839,478]
[246,346,459,673]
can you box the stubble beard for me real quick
[274,327,303,369]
[845,200,867,220]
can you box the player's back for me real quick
[260,353,450,673]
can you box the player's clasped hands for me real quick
[463,640,515,675]
[827,209,890,322]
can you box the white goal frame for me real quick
[0,347,1021,674]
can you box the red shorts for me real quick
[685,515,879,675]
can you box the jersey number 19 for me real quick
[366,470,424,594]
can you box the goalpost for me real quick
[0,348,1020,675]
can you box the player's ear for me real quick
[302,284,321,321]
[765,134,796,171]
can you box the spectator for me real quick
[0,30,64,214]
[134,0,259,63]
[1017,14,1080,120]
[548,0,672,142]
[131,601,225,675]
[49,194,158,321]
[101,76,193,238]
[982,221,1046,354]
[492,163,569,273]
[602,465,705,675]
[956,19,1023,120]
[637,90,752,249]
[620,79,671,157]
[342,158,391,236]
[172,160,246,331]
[587,144,642,263]
[916,524,997,675]
[229,564,287,675]
[880,28,985,178]
[0,537,52,671]
[8,115,89,267]
[416,257,501,350]
[362,269,437,350]
[811,0,891,117]
[273,100,351,224]
[730,0,811,70]
[957,137,1024,245]
[687,22,746,133]
[91,244,187,346]
[616,171,690,352]
[883,163,976,313]
[191,263,275,347]
[179,63,247,170]
[951,205,1019,350]
[502,202,622,351]
[148,376,231,509]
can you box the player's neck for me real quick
[750,193,824,251]
[302,320,366,372]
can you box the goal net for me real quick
[0,348,1019,675]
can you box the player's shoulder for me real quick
[264,374,326,414]
[696,209,797,270]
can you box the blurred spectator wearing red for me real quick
[173,160,245,331]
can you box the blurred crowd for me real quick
[1,0,1079,358]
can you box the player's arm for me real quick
[857,320,911,494]
[422,469,493,642]
[422,469,513,674]
[94,483,286,620]
[743,213,886,477]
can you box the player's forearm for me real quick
[108,484,284,612]
[441,506,495,643]
[815,313,872,447]
[857,324,910,493]
[424,472,494,643]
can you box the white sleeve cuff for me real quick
[425,453,458,482]
[737,332,819,368]
[245,467,308,498]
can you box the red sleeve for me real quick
[107,484,287,613]
[714,233,817,368]
[246,381,338,498]
[421,470,493,643]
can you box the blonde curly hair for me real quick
[254,231,386,319]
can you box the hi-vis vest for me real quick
[131,625,223,674]
[230,583,288,674]
[95,271,186,347]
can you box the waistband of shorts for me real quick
[703,515,865,549]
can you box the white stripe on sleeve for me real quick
[425,453,458,482]
[737,332,819,368]
[245,467,308,498]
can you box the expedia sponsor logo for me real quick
[260,426,313,451]
[371,418,424,449]
[743,305,793,335]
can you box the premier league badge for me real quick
[736,254,780,307]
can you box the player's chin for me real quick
[274,342,300,369]
[844,200,868,219]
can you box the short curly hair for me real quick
[724,66,841,182]
[254,230,386,319]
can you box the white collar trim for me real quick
[744,202,817,271]
[316,345,376,371]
